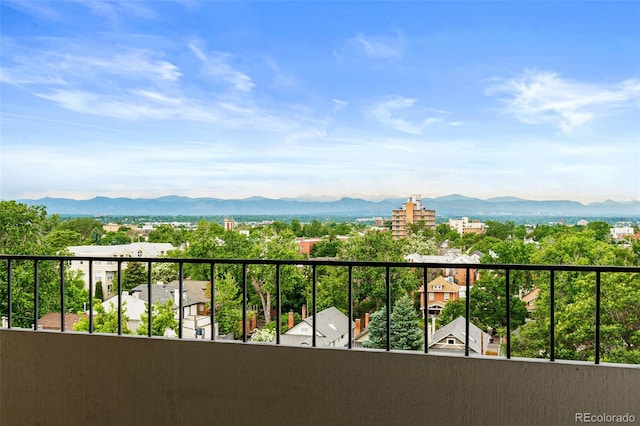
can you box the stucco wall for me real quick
[1,329,638,425]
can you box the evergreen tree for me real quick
[390,295,423,351]
[363,307,387,349]
[364,295,423,351]
[95,281,104,301]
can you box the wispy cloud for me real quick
[486,70,640,132]
[336,31,405,61]
[368,96,442,134]
[188,42,255,92]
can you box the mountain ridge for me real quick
[11,195,640,217]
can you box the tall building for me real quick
[391,195,436,239]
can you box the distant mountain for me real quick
[13,195,640,217]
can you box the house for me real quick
[407,251,481,287]
[37,312,84,331]
[67,242,175,298]
[281,306,353,347]
[131,280,213,339]
[521,288,539,313]
[419,276,461,318]
[429,316,491,355]
[101,292,148,333]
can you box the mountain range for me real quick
[14,195,640,217]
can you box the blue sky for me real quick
[1,1,639,203]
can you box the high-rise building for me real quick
[391,195,436,239]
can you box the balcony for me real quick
[1,255,639,425]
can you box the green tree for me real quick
[339,231,419,318]
[364,295,423,351]
[136,299,179,336]
[95,281,104,301]
[438,298,466,327]
[363,306,388,349]
[44,229,86,252]
[100,231,131,245]
[74,301,131,334]
[57,217,103,241]
[120,262,148,293]
[209,273,242,337]
[390,295,424,350]
[512,230,639,363]
[148,224,186,246]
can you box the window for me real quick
[447,338,455,345]
[428,292,434,301]
[444,292,450,301]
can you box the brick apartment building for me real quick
[391,195,436,239]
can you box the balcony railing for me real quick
[1,254,638,365]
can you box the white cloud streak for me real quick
[368,96,442,134]
[188,42,255,92]
[487,70,640,132]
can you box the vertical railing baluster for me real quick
[276,263,281,345]
[385,266,391,352]
[147,261,153,337]
[465,267,470,356]
[505,268,511,359]
[60,260,65,332]
[423,267,428,354]
[7,259,12,328]
[89,261,94,333]
[549,269,555,361]
[348,265,353,349]
[595,271,601,365]
[34,259,39,330]
[210,263,216,341]
[312,264,317,348]
[178,262,184,339]
[117,260,122,335]
[242,263,247,343]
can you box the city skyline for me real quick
[1,1,639,204]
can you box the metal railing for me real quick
[1,254,638,364]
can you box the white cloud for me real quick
[486,70,640,133]
[188,42,255,92]
[368,96,442,134]
[353,33,402,59]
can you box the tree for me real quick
[310,238,343,258]
[0,202,61,327]
[512,230,640,363]
[363,306,387,349]
[74,301,131,334]
[339,231,419,318]
[95,280,104,301]
[57,217,104,241]
[44,229,86,252]
[401,233,437,256]
[209,273,243,337]
[390,295,424,351]
[100,231,131,245]
[120,262,148,293]
[364,295,423,351]
[438,298,466,327]
[136,299,179,336]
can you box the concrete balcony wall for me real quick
[1,329,638,425]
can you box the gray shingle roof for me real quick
[429,316,490,354]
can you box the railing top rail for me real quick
[1,254,639,273]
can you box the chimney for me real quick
[301,304,306,320]
[365,313,370,329]
[355,318,361,335]
[288,311,294,329]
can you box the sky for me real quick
[1,1,639,204]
